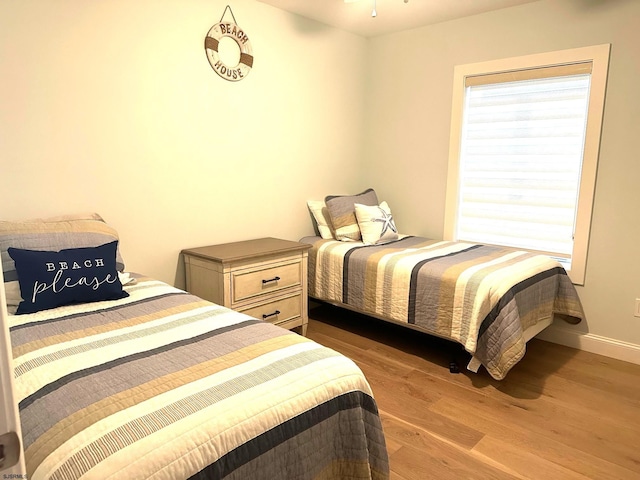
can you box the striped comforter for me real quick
[10,276,389,480]
[302,236,584,380]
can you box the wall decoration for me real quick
[204,5,253,82]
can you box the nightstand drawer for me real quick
[239,293,302,326]
[232,260,301,303]
[182,238,310,335]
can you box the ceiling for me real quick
[256,0,540,37]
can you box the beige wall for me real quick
[364,0,640,347]
[0,0,368,286]
[1,0,639,351]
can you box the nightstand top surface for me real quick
[182,237,311,263]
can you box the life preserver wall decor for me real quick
[205,6,253,82]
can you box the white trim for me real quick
[444,44,611,286]
[536,325,640,366]
[0,268,26,475]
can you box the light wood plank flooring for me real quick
[306,304,640,480]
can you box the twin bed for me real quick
[305,188,585,381]
[301,235,584,380]
[1,215,389,479]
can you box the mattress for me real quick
[302,235,584,380]
[9,275,389,479]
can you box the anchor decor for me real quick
[204,5,253,82]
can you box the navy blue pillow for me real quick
[8,240,129,315]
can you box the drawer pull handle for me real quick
[262,276,281,284]
[263,310,281,319]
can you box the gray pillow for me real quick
[325,188,378,241]
[1,213,125,308]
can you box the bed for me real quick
[1,214,389,480]
[301,234,584,380]
[304,188,584,380]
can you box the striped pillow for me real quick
[1,213,125,309]
[325,188,379,241]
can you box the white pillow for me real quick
[354,201,398,245]
[307,200,334,239]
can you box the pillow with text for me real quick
[9,240,128,314]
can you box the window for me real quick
[444,45,610,285]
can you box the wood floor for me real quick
[306,304,640,480]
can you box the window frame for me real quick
[444,44,610,285]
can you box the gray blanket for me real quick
[303,235,584,380]
[10,276,389,479]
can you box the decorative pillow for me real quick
[325,188,379,241]
[354,201,399,245]
[8,241,128,315]
[307,200,334,239]
[0,213,125,308]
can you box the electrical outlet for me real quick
[635,299,640,318]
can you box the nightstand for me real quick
[182,238,311,335]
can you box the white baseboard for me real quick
[537,325,640,366]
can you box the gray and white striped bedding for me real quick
[302,235,585,380]
[10,275,389,479]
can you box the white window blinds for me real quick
[455,67,592,262]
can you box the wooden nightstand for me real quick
[182,238,311,335]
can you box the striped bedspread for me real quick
[302,236,584,380]
[10,276,389,480]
